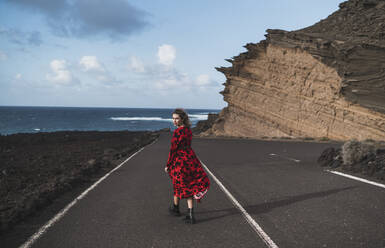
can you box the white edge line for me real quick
[269,153,300,163]
[200,161,279,248]
[326,170,385,189]
[19,138,158,248]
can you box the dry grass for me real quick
[342,140,376,165]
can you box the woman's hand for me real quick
[164,166,169,173]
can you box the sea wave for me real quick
[110,117,172,121]
[189,114,209,120]
[110,113,209,122]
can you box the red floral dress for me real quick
[166,126,210,200]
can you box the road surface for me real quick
[4,132,385,248]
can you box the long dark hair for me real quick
[172,108,191,128]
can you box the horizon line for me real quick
[0,104,224,110]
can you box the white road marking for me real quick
[200,161,279,248]
[269,153,301,163]
[326,170,385,189]
[19,139,158,248]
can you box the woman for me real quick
[165,108,210,224]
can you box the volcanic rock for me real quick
[0,130,160,233]
[318,140,385,181]
[192,113,219,135]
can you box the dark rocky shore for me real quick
[0,130,160,234]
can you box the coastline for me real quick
[0,130,161,234]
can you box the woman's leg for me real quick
[169,195,180,216]
[174,196,180,206]
[187,197,193,209]
[185,197,195,224]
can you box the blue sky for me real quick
[0,0,344,109]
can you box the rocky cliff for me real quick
[204,0,385,141]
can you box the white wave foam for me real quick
[110,113,213,122]
[189,114,208,120]
[34,128,41,131]
[110,117,172,121]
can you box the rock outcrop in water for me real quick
[192,113,219,135]
[204,0,385,141]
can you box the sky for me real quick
[0,0,345,109]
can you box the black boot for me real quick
[184,208,196,224]
[168,203,180,216]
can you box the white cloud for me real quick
[15,73,22,79]
[148,67,189,91]
[126,48,220,94]
[46,59,73,84]
[129,56,145,72]
[96,74,113,83]
[155,77,184,90]
[0,50,7,60]
[157,44,176,66]
[78,56,119,86]
[79,56,105,72]
[195,74,210,86]
[154,73,220,92]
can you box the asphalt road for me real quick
[6,132,385,248]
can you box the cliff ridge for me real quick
[205,0,385,141]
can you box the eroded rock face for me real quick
[206,0,385,141]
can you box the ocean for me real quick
[0,106,221,135]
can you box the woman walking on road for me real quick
[165,108,210,224]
